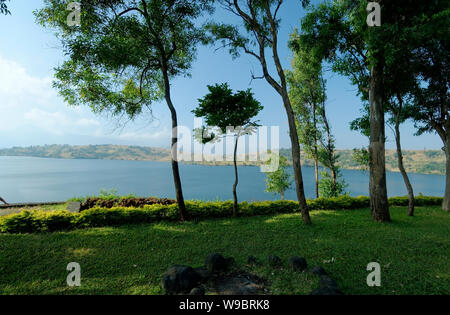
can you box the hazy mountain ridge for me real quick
[0,145,445,175]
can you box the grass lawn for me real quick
[0,206,448,295]
[0,203,68,217]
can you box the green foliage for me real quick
[264,155,293,199]
[34,0,214,120]
[287,31,326,162]
[1,196,444,234]
[318,170,347,198]
[352,147,370,170]
[193,83,263,136]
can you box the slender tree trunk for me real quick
[443,134,450,212]
[285,94,312,224]
[280,191,285,200]
[162,66,187,221]
[331,168,337,195]
[232,135,239,217]
[314,158,319,198]
[322,103,337,195]
[394,115,415,216]
[313,103,319,199]
[233,0,311,224]
[369,63,390,222]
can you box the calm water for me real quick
[0,156,445,203]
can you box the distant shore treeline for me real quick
[0,144,445,175]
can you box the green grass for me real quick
[0,206,448,295]
[0,203,68,217]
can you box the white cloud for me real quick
[0,56,55,107]
[24,108,72,135]
[0,55,172,146]
[75,118,101,127]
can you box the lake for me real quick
[0,156,445,203]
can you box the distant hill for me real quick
[0,144,171,161]
[0,144,445,175]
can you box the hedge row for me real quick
[0,195,443,234]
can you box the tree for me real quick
[288,30,344,199]
[193,83,263,216]
[287,39,324,199]
[351,97,416,216]
[0,0,10,15]
[407,3,449,211]
[35,0,215,221]
[346,0,448,215]
[296,0,394,222]
[206,0,312,224]
[264,155,293,200]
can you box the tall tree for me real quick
[193,83,263,216]
[288,30,344,199]
[348,0,448,214]
[408,3,449,211]
[206,0,312,224]
[351,97,416,216]
[35,0,215,221]
[287,40,323,199]
[296,0,394,222]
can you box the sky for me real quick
[0,0,444,151]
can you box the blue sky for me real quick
[0,0,443,150]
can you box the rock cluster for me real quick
[162,252,234,295]
[161,253,343,295]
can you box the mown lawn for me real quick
[0,206,448,295]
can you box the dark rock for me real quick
[289,256,307,272]
[205,253,227,273]
[247,255,258,265]
[309,266,328,276]
[267,255,282,267]
[310,287,343,295]
[193,267,212,282]
[214,276,262,295]
[162,265,201,294]
[225,257,235,267]
[67,202,81,213]
[189,287,205,295]
[318,275,339,289]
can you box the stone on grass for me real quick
[309,266,328,276]
[162,265,200,294]
[67,202,81,213]
[289,256,307,272]
[205,253,227,273]
[225,257,235,268]
[193,267,211,282]
[214,276,262,295]
[190,287,205,295]
[247,255,258,265]
[318,275,338,289]
[267,255,282,267]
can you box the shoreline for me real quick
[0,154,445,176]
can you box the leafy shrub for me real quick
[0,196,443,234]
